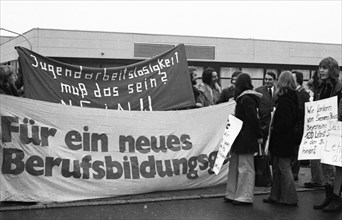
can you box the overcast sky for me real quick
[1,0,341,44]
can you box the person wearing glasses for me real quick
[197,67,222,107]
[255,71,277,150]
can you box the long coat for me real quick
[231,90,263,154]
[269,90,299,157]
[197,83,220,107]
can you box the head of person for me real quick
[292,71,304,87]
[188,66,198,85]
[231,71,242,87]
[276,71,297,96]
[233,73,253,100]
[264,71,276,88]
[0,65,17,86]
[202,67,218,88]
[318,57,340,82]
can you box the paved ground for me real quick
[3,191,342,220]
[0,167,320,212]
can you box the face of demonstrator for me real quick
[191,71,198,85]
[318,66,329,80]
[264,74,275,88]
[211,71,218,86]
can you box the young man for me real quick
[255,72,277,149]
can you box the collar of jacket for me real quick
[237,90,263,100]
[318,78,342,94]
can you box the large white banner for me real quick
[298,96,338,160]
[0,95,234,202]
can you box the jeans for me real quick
[310,159,324,184]
[269,156,298,204]
[225,152,255,203]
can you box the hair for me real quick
[292,70,304,86]
[233,73,253,100]
[188,66,197,75]
[318,57,340,81]
[201,67,216,85]
[0,65,19,96]
[266,71,277,80]
[0,65,16,84]
[276,71,297,96]
[231,71,241,83]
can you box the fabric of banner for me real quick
[0,95,234,202]
[16,44,195,111]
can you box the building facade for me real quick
[1,28,341,88]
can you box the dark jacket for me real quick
[217,86,234,103]
[315,79,342,122]
[0,83,19,96]
[315,78,342,101]
[231,90,263,154]
[269,90,299,157]
[294,86,310,144]
[255,85,275,137]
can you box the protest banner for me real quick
[0,95,235,202]
[213,113,242,175]
[320,121,342,167]
[298,96,338,160]
[16,44,195,111]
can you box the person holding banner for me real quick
[188,66,202,108]
[291,71,310,181]
[197,67,222,107]
[224,73,263,205]
[304,70,325,189]
[263,71,299,206]
[0,65,20,96]
[313,57,342,212]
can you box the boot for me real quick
[313,184,333,210]
[323,194,342,212]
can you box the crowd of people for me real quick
[1,56,342,212]
[190,56,342,212]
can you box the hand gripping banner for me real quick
[0,95,235,202]
[16,44,195,111]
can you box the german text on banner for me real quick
[320,121,342,167]
[213,113,242,175]
[16,44,195,111]
[298,96,338,160]
[0,95,234,202]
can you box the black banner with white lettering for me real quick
[16,44,195,110]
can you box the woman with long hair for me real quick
[224,73,263,205]
[313,57,342,212]
[263,71,299,206]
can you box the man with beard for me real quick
[197,67,222,107]
[188,66,200,104]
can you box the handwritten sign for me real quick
[213,113,243,175]
[321,121,342,167]
[298,96,338,160]
[16,45,195,111]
